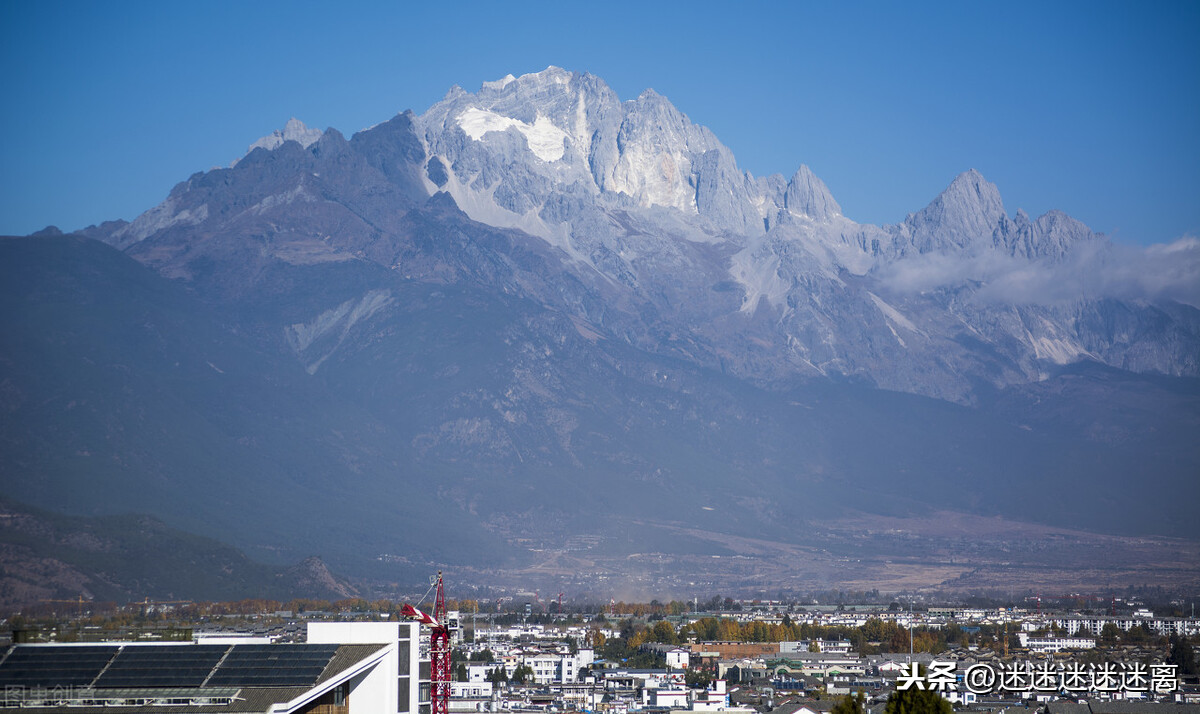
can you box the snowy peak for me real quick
[78,67,1199,415]
[408,69,1109,264]
[784,165,841,221]
[417,68,765,238]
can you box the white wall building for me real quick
[308,620,430,714]
[1016,632,1097,653]
[666,647,690,669]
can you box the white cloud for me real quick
[874,237,1200,308]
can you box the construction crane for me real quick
[39,595,91,615]
[401,572,451,714]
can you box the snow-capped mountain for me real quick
[404,67,1195,401]
[91,67,1199,404]
[7,68,1198,584]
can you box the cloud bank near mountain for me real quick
[877,236,1200,308]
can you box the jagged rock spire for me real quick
[784,165,841,221]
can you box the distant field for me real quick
[448,510,1200,599]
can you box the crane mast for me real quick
[401,571,451,714]
[431,572,450,714]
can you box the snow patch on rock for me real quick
[456,108,567,162]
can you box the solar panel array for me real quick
[0,643,343,690]
[0,646,120,687]
[93,644,229,688]
[206,644,340,687]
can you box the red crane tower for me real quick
[401,572,451,714]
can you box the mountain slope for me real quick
[0,235,508,574]
[0,496,358,609]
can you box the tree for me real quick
[454,662,468,682]
[1100,623,1123,645]
[884,683,952,714]
[832,692,865,714]
[888,626,911,653]
[487,666,508,685]
[587,627,606,649]
[685,669,712,689]
[511,664,535,685]
[650,620,678,644]
[1168,636,1198,676]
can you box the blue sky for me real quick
[2,0,1197,245]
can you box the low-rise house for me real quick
[781,640,853,655]
[688,641,780,659]
[773,652,867,679]
[1016,632,1097,653]
[450,681,495,712]
[690,678,731,711]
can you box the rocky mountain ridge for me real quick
[83,66,1195,404]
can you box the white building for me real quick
[450,680,494,712]
[308,620,430,714]
[0,627,424,714]
[1016,632,1097,653]
[525,653,577,684]
[666,647,690,669]
[467,651,584,685]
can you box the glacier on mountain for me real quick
[457,108,568,162]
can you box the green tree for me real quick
[454,662,468,682]
[832,692,865,714]
[469,649,495,662]
[487,666,508,685]
[685,669,713,689]
[511,664,535,685]
[1168,636,1198,676]
[884,684,952,714]
[1100,623,1123,645]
